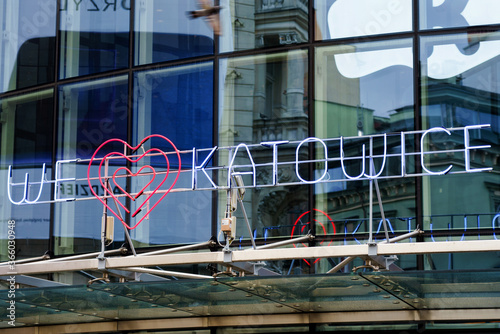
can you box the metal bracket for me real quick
[368,242,378,256]
[97,256,106,270]
[223,249,232,263]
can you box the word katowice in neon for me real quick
[7,124,494,207]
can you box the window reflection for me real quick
[131,63,213,246]
[219,51,310,268]
[314,40,416,267]
[421,32,500,245]
[315,39,414,138]
[0,89,54,166]
[54,76,128,255]
[0,0,56,93]
[420,0,500,30]
[134,0,214,66]
[0,89,53,261]
[220,0,308,53]
[59,0,130,78]
[315,0,412,41]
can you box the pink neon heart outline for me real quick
[113,164,156,203]
[97,148,169,221]
[290,208,336,266]
[87,135,181,230]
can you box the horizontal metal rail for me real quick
[2,239,499,276]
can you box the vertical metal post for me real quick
[368,138,373,243]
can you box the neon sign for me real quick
[291,208,337,266]
[6,124,493,210]
[87,135,181,229]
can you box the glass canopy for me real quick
[1,269,499,329]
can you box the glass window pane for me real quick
[315,39,414,137]
[59,0,130,79]
[55,75,128,255]
[314,39,416,270]
[420,32,500,270]
[131,62,213,246]
[420,0,500,30]
[220,0,309,53]
[0,89,53,261]
[219,50,311,273]
[314,0,412,41]
[1,89,54,166]
[0,0,56,93]
[134,0,214,66]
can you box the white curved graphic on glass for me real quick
[327,0,412,39]
[334,47,413,79]
[328,0,500,79]
[427,40,500,79]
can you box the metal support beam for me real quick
[0,275,67,287]
[255,234,314,250]
[136,240,214,257]
[122,267,213,280]
[2,240,500,276]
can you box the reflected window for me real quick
[314,0,412,41]
[220,0,309,53]
[0,89,53,261]
[421,32,500,143]
[315,39,414,138]
[131,62,213,246]
[421,32,500,240]
[57,75,128,160]
[218,51,310,261]
[134,0,214,66]
[55,75,128,255]
[59,0,130,78]
[314,39,415,249]
[420,0,500,30]
[0,89,53,167]
[0,0,56,93]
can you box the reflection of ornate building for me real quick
[2,1,500,332]
[221,1,309,238]
[255,0,308,47]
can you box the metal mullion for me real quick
[211,0,221,242]
[308,0,317,272]
[48,0,63,271]
[413,0,425,271]
[123,0,136,239]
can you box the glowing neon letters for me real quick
[6,124,494,207]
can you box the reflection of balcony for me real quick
[255,0,308,48]
[253,115,308,143]
[260,0,308,12]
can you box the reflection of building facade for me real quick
[1,0,500,332]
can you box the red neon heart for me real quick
[290,208,336,266]
[112,165,156,209]
[87,135,181,230]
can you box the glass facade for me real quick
[1,2,500,329]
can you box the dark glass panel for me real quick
[0,89,53,261]
[0,0,56,92]
[134,0,213,65]
[314,39,416,270]
[219,50,310,272]
[420,32,500,270]
[131,62,213,246]
[59,0,130,78]
[54,75,128,255]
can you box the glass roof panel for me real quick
[1,270,499,329]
